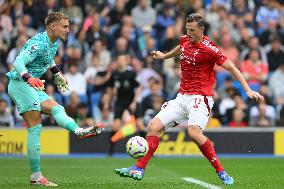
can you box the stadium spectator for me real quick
[107,0,126,26]
[162,26,179,52]
[75,103,95,127]
[138,78,166,125]
[132,58,160,99]
[142,95,165,127]
[97,90,113,127]
[0,98,14,127]
[85,13,107,47]
[229,0,254,26]
[240,36,268,63]
[65,91,80,118]
[268,61,284,109]
[111,37,134,59]
[219,33,240,68]
[241,49,268,86]
[255,0,281,35]
[249,98,277,127]
[225,93,249,124]
[0,80,11,107]
[72,29,90,58]
[6,35,28,70]
[85,39,111,71]
[64,62,87,96]
[228,108,248,127]
[60,0,83,28]
[131,0,156,29]
[267,36,284,72]
[259,20,284,46]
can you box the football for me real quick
[126,136,149,159]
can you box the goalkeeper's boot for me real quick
[31,176,58,187]
[77,123,105,139]
[217,171,234,185]
[115,165,144,180]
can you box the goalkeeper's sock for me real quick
[198,139,224,173]
[136,136,160,169]
[51,105,79,133]
[31,172,42,181]
[28,124,42,173]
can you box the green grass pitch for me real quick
[0,157,283,189]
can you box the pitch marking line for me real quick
[182,177,222,189]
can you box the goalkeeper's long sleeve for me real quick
[13,54,30,76]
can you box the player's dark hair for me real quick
[45,12,68,26]
[186,14,206,28]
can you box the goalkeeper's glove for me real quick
[54,72,69,93]
[22,72,45,91]
[50,65,69,93]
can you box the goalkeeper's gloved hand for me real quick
[22,72,45,91]
[50,64,69,93]
[54,72,69,93]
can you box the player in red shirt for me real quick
[114,14,263,185]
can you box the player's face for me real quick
[186,22,204,43]
[54,19,69,41]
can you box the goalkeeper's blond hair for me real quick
[45,12,68,26]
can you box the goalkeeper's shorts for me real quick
[8,79,51,114]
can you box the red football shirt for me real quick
[179,35,228,96]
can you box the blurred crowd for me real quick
[0,0,284,129]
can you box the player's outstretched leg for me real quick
[50,104,105,138]
[114,136,160,180]
[198,138,234,185]
[28,124,58,186]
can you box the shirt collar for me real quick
[44,31,57,47]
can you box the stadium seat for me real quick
[79,94,88,104]
[54,92,63,105]
[90,92,102,119]
[216,72,230,87]
[90,92,102,107]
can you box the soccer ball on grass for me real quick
[126,136,149,159]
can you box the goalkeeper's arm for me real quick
[49,62,69,93]
[13,55,45,91]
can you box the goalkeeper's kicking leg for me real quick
[40,99,104,138]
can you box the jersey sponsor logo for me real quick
[180,47,199,65]
[180,52,196,65]
[202,39,219,53]
[30,45,38,51]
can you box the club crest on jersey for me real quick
[30,45,38,51]
[28,44,38,55]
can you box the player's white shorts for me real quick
[155,93,214,130]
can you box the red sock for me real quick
[198,139,224,173]
[136,136,160,169]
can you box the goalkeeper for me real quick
[6,12,104,186]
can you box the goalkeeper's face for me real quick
[54,19,69,41]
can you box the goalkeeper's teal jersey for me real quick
[6,31,59,81]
